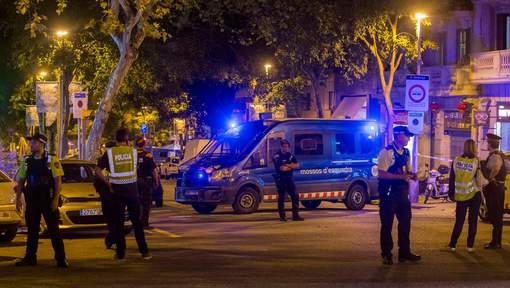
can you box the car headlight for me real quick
[210,168,232,181]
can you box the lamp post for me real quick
[415,13,426,75]
[55,29,69,159]
[264,63,272,77]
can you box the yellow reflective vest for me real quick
[453,156,479,201]
[107,146,138,184]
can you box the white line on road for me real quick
[150,228,182,238]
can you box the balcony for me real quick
[422,65,477,96]
[472,49,510,84]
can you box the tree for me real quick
[228,0,367,118]
[16,0,191,159]
[353,0,445,142]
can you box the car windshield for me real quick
[62,164,94,183]
[198,121,268,165]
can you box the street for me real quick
[0,182,509,287]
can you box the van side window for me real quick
[245,141,267,169]
[268,134,284,168]
[335,133,355,155]
[360,133,376,154]
[295,133,323,156]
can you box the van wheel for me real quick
[345,184,367,210]
[0,224,18,242]
[301,200,321,209]
[233,187,260,214]
[479,201,489,222]
[192,204,217,214]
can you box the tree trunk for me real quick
[59,68,73,159]
[85,51,137,160]
[383,86,394,145]
[310,80,324,118]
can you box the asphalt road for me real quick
[1,181,510,287]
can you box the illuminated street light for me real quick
[56,30,68,37]
[264,63,272,76]
[415,13,427,75]
[38,71,48,80]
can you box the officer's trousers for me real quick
[24,189,65,261]
[379,187,411,257]
[449,192,482,248]
[111,185,149,257]
[95,179,115,246]
[276,177,300,219]
[138,178,153,227]
[484,182,505,245]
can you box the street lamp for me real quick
[38,71,48,81]
[264,63,272,77]
[56,30,68,38]
[415,13,427,75]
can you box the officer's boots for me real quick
[14,256,37,267]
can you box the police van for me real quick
[175,119,380,214]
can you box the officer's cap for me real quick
[393,126,413,137]
[280,139,290,146]
[487,133,502,141]
[26,132,47,144]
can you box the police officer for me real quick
[447,139,482,252]
[135,136,159,228]
[94,141,117,249]
[273,139,304,222]
[14,132,68,267]
[378,126,420,265]
[95,128,151,261]
[483,133,506,249]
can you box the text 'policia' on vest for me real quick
[453,157,479,202]
[107,147,138,185]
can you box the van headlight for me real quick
[210,168,232,181]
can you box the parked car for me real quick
[0,170,22,242]
[176,119,380,214]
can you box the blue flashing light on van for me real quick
[175,119,381,214]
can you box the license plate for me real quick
[185,190,199,196]
[80,208,102,216]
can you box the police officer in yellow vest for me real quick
[14,132,68,267]
[95,128,151,261]
[447,139,482,252]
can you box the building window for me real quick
[457,29,470,64]
[335,133,355,155]
[438,32,447,65]
[294,133,323,156]
[497,14,510,50]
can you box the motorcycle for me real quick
[424,165,450,204]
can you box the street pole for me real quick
[57,67,65,159]
[412,14,423,174]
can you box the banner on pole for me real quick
[36,81,59,113]
[72,92,88,118]
[25,105,39,127]
[46,112,57,127]
[405,75,430,112]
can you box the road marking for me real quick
[150,228,182,238]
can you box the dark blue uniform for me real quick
[273,151,300,220]
[23,154,66,263]
[137,150,157,227]
[378,144,412,259]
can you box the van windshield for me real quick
[197,121,268,166]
